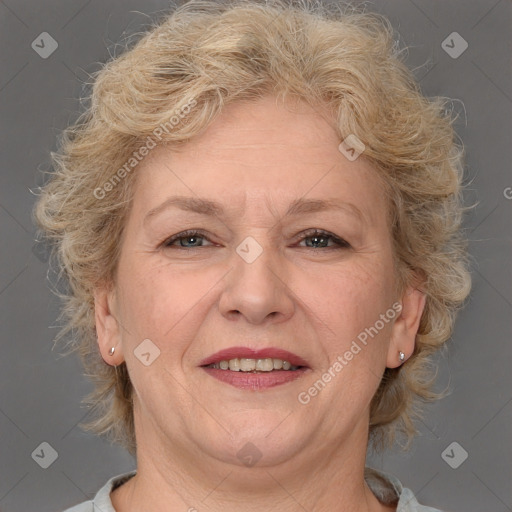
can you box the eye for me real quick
[161,228,351,250]
[162,229,213,249]
[297,229,351,250]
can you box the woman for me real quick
[35,1,472,511]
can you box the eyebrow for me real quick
[144,195,366,224]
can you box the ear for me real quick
[386,284,426,368]
[94,285,125,366]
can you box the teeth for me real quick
[209,357,300,372]
[256,358,274,371]
[272,358,283,370]
[240,358,256,371]
[228,358,241,371]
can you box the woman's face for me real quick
[96,95,423,469]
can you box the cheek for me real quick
[301,257,395,351]
[302,261,395,410]
[116,257,216,344]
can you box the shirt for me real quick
[61,467,443,511]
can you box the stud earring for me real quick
[108,347,115,356]
[399,351,405,363]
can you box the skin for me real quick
[95,95,426,512]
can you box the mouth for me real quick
[199,347,310,390]
[204,358,302,371]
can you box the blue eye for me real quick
[162,229,351,250]
[163,230,211,248]
[298,229,351,250]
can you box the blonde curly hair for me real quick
[34,0,473,456]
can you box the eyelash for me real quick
[162,229,351,250]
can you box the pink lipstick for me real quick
[199,346,310,390]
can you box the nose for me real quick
[218,237,295,325]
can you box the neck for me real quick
[112,408,387,512]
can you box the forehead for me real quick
[132,96,389,228]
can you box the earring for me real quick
[399,351,405,363]
[108,347,115,356]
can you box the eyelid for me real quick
[294,228,351,249]
[162,228,351,250]
[161,229,214,248]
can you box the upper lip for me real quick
[199,346,310,368]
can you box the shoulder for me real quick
[365,467,445,512]
[61,471,137,512]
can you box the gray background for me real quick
[0,0,511,511]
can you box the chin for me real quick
[202,411,308,467]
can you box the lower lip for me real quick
[201,367,309,390]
